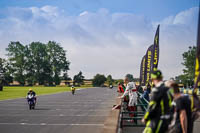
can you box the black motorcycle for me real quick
[27,94,35,110]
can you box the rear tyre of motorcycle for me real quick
[29,104,32,110]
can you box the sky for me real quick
[0,0,199,79]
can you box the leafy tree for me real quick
[73,71,84,86]
[115,79,124,85]
[5,41,70,86]
[92,74,106,87]
[0,58,5,75]
[174,46,196,87]
[6,42,27,85]
[62,72,71,80]
[1,59,13,85]
[27,42,50,85]
[133,78,140,82]
[0,58,5,86]
[181,46,196,87]
[106,75,114,85]
[175,75,188,87]
[46,41,70,85]
[125,74,134,82]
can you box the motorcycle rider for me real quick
[27,88,36,104]
[71,86,76,95]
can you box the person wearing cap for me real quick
[142,70,173,133]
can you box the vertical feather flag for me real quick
[194,5,200,92]
[140,55,146,86]
[145,45,154,86]
[151,25,160,71]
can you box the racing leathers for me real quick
[143,81,173,133]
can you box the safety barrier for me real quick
[102,94,122,133]
[119,92,149,128]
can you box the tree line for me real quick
[0,40,120,87]
[1,41,194,87]
[0,41,70,86]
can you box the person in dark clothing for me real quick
[147,83,151,94]
[27,88,37,104]
[141,86,149,101]
[142,70,173,133]
[27,88,36,96]
[171,82,193,133]
[137,85,144,93]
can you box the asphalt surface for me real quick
[0,87,118,133]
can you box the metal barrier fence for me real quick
[118,88,199,131]
[119,92,149,128]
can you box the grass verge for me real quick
[0,86,90,101]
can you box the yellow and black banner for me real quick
[194,6,200,90]
[145,45,154,85]
[140,55,146,86]
[152,25,160,71]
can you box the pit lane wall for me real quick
[102,94,122,133]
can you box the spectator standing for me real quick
[120,74,137,119]
[169,82,193,133]
[142,70,173,133]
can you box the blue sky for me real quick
[0,0,199,79]
[0,0,198,20]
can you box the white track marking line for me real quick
[0,105,112,107]
[0,115,109,117]
[0,101,115,104]
[0,101,112,105]
[0,123,104,126]
[0,108,110,111]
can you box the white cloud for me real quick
[79,11,88,16]
[0,6,198,79]
[156,7,198,79]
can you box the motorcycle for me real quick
[109,85,113,89]
[72,90,75,95]
[71,86,75,95]
[27,94,35,110]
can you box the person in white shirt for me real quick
[120,74,137,119]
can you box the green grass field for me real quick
[0,86,88,101]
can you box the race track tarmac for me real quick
[0,87,118,133]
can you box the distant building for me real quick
[9,81,20,86]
